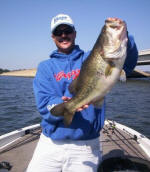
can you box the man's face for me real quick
[52,24,76,54]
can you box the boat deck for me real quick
[0,122,150,172]
[101,123,149,160]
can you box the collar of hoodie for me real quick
[49,45,84,61]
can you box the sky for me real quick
[0,0,150,70]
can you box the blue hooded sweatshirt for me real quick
[33,35,138,140]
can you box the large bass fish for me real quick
[51,17,128,126]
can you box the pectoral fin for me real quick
[105,64,113,77]
[119,69,126,82]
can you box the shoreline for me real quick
[0,69,37,77]
[0,68,150,78]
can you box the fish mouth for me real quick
[105,18,127,40]
[105,17,125,27]
[102,45,121,58]
[103,39,127,61]
[101,18,127,60]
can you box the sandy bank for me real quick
[0,68,149,78]
[0,69,37,77]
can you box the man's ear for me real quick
[73,31,77,39]
[51,34,55,40]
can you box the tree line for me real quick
[0,68,10,74]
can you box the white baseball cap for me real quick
[51,14,74,33]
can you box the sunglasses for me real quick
[53,27,74,36]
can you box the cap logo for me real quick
[51,14,74,32]
[54,16,68,23]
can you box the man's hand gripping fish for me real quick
[51,17,128,126]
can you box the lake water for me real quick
[0,76,150,138]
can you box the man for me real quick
[27,14,138,172]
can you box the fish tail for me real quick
[50,103,75,126]
[63,111,74,126]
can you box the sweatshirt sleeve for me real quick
[33,61,63,123]
[123,34,138,76]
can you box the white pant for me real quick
[26,133,102,172]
